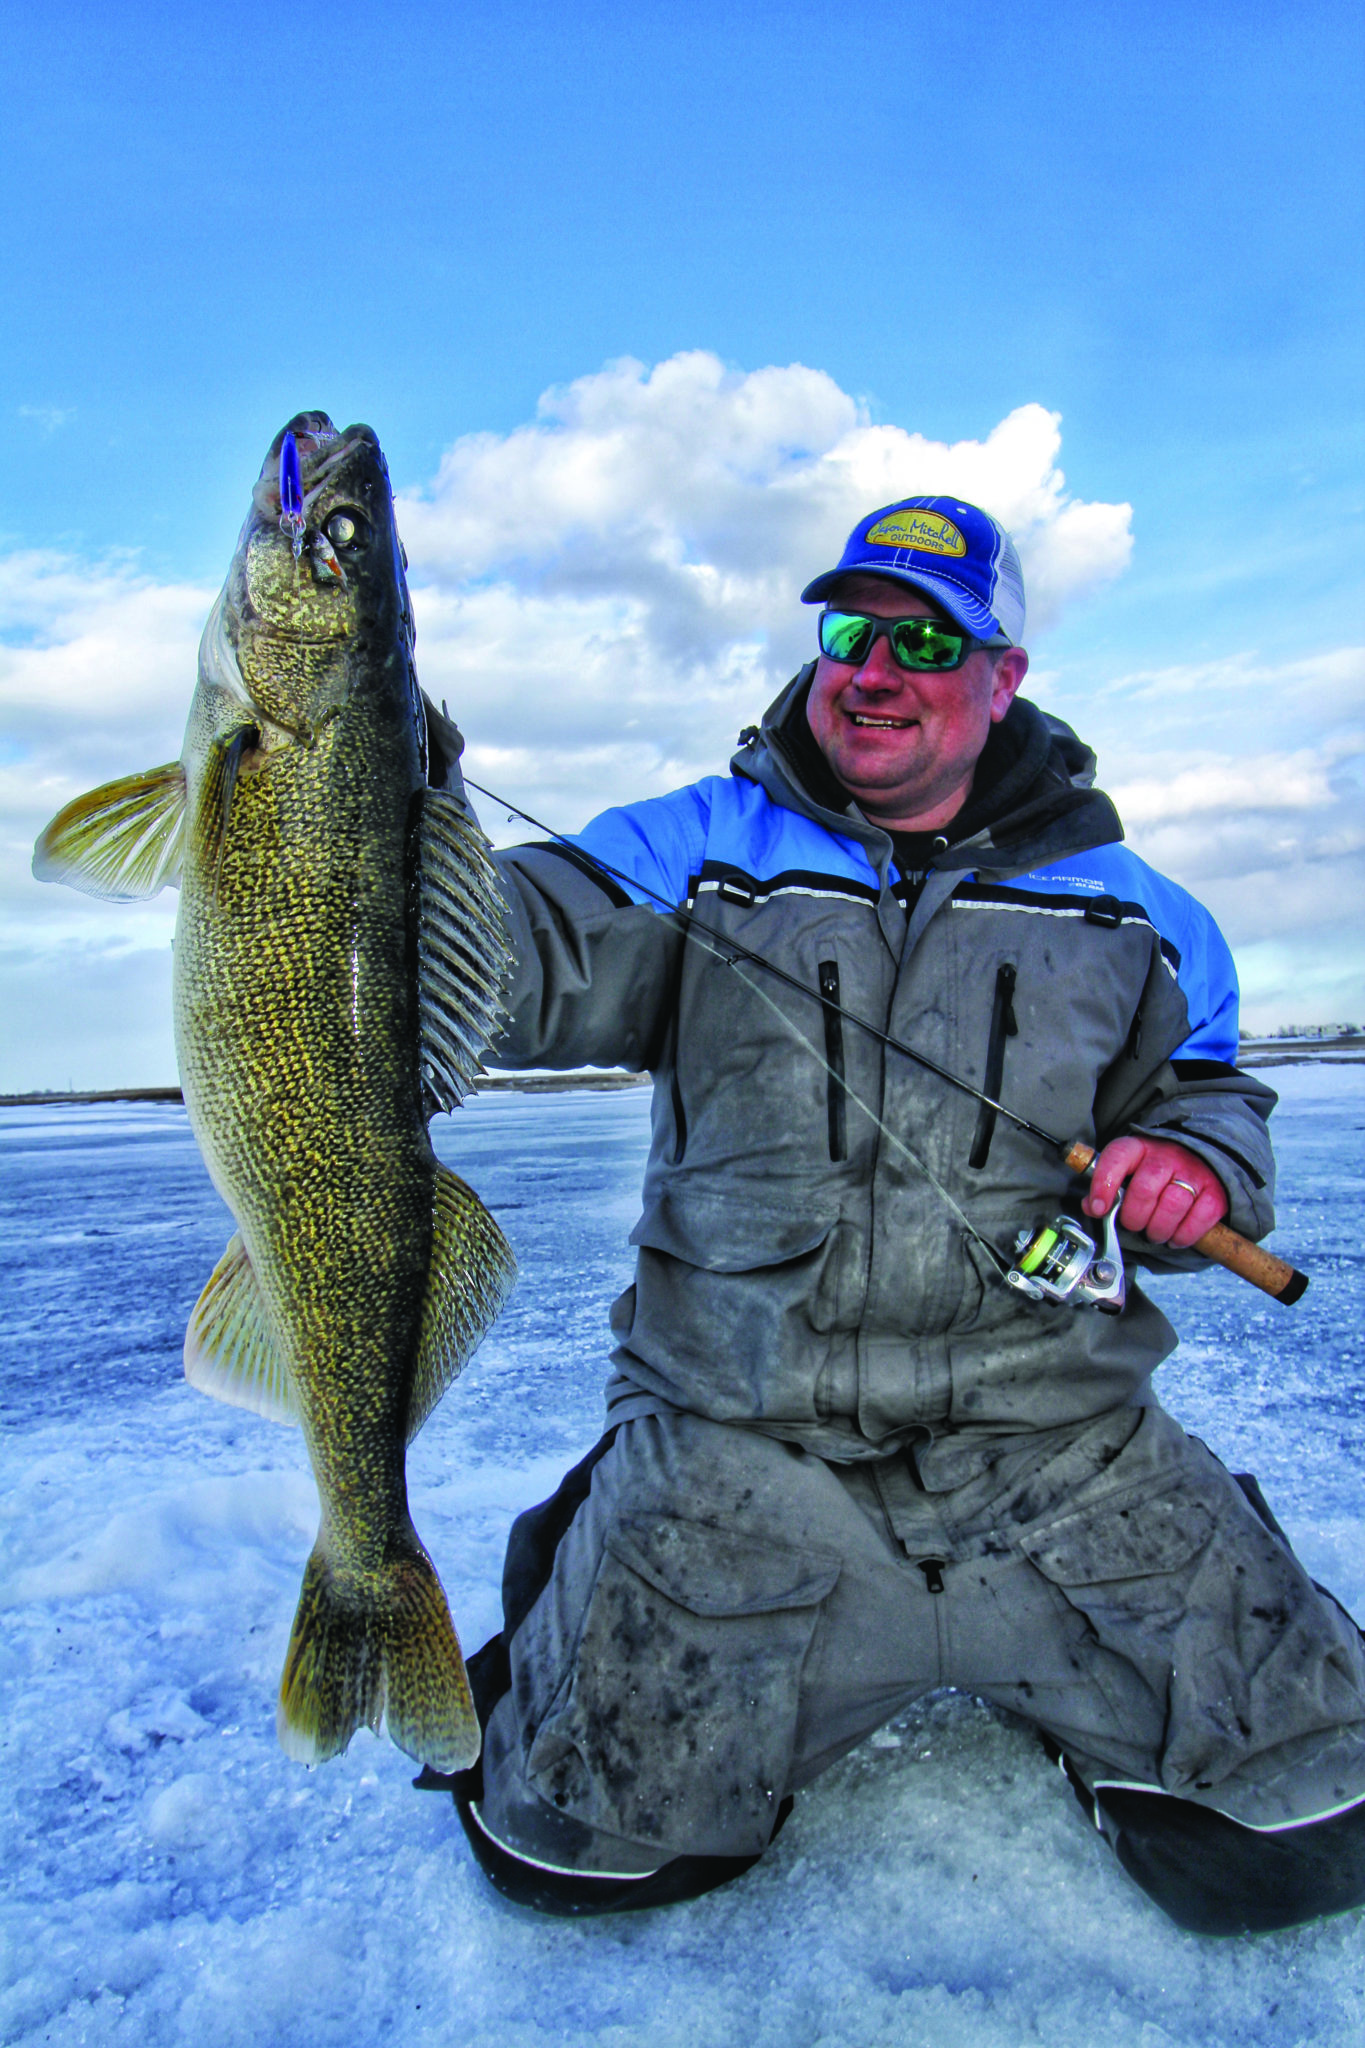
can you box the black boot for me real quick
[1093,1785,1365,1936]
[453,1785,794,1917]
[1043,1737,1365,1936]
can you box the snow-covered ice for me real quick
[2,1069,1364,2048]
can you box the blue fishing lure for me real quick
[279,431,306,558]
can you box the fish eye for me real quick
[326,510,367,548]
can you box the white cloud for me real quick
[1075,644,1365,757]
[0,557,207,1084]
[16,404,75,434]
[1113,749,1349,828]
[400,350,1134,824]
[4,347,1360,1077]
[1086,648,1365,1029]
[0,551,211,766]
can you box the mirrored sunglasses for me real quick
[818,608,998,672]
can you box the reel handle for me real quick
[1061,1141,1309,1306]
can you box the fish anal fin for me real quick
[277,1536,480,1771]
[407,1164,517,1441]
[184,1232,298,1424]
[417,789,512,1112]
[32,763,187,901]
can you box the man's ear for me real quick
[989,647,1029,722]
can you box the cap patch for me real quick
[865,510,966,558]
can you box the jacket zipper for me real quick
[969,963,1018,1169]
[819,959,847,1162]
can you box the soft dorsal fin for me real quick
[417,791,512,1111]
[32,763,187,900]
[407,1163,517,1441]
[184,1233,298,1425]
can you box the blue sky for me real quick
[2,0,1363,1086]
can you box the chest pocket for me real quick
[630,1186,833,1271]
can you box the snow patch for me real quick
[3,1085,1364,2047]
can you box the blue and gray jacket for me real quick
[476,673,1277,1468]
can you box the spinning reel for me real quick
[1005,1200,1126,1313]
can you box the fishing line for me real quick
[717,954,1014,1278]
[462,772,1062,1154]
[456,771,1313,1309]
[462,771,1015,1279]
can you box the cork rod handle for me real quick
[1061,1140,1309,1306]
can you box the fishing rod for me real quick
[462,775,1308,1307]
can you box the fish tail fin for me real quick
[276,1536,480,1772]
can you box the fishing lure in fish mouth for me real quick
[279,431,306,558]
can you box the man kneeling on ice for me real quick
[429,498,1365,1934]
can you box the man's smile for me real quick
[803,573,1028,829]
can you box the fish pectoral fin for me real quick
[184,1232,298,1424]
[416,789,512,1111]
[192,722,262,901]
[407,1164,518,1441]
[32,762,187,900]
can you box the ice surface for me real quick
[2,1071,1364,2047]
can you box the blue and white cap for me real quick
[800,496,1026,645]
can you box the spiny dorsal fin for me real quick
[32,763,186,900]
[417,790,511,1111]
[407,1163,517,1441]
[184,1232,298,1425]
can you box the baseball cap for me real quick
[800,496,1026,646]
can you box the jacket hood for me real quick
[732,666,1123,880]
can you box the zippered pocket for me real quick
[670,1067,688,1164]
[969,963,1017,1169]
[818,959,847,1162]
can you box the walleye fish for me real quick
[34,412,516,1771]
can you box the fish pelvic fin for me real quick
[416,789,512,1111]
[32,762,187,900]
[184,1232,298,1424]
[277,1536,480,1772]
[407,1164,518,1442]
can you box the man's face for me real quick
[805,575,1029,831]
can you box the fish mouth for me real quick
[236,413,406,659]
[252,415,386,526]
[266,412,380,463]
[272,410,343,454]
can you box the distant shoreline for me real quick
[1235,1035,1365,1068]
[4,1039,1363,1109]
[0,1072,654,1108]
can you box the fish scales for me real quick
[33,411,516,1771]
[181,710,427,1532]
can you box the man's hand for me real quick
[1083,1136,1228,1249]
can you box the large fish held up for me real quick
[33,412,516,1772]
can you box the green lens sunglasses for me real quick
[818,608,1003,672]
